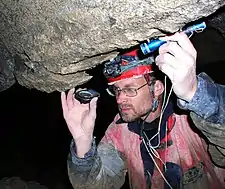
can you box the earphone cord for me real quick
[140,108,152,140]
[140,80,159,139]
[140,75,174,189]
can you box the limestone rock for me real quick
[0,40,15,92]
[0,177,48,189]
[0,0,225,92]
[208,6,225,36]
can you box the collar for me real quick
[116,101,174,136]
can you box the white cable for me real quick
[162,85,173,114]
[143,138,173,189]
[141,24,196,187]
[144,131,167,170]
[165,124,168,169]
[161,75,167,112]
[147,75,173,149]
[148,75,168,148]
[143,123,168,172]
[142,75,174,188]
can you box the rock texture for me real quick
[208,6,225,37]
[0,39,15,92]
[0,177,48,189]
[0,0,225,92]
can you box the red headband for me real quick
[106,49,153,84]
[107,65,153,84]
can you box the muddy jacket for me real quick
[178,73,225,167]
[68,103,225,189]
[190,112,225,167]
[178,72,225,124]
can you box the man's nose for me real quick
[116,91,127,104]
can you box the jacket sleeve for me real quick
[67,123,127,189]
[190,112,225,167]
[178,72,225,124]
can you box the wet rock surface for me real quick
[0,0,225,92]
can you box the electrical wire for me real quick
[143,136,173,189]
[141,75,174,188]
[140,22,200,188]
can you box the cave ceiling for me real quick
[0,0,225,92]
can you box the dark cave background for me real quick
[0,25,225,188]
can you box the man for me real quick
[61,49,225,189]
[155,32,225,124]
[155,32,225,166]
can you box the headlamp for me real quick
[103,55,154,78]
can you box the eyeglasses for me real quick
[107,83,149,97]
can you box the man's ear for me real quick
[153,80,164,97]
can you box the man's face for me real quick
[114,76,153,122]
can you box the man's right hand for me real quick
[61,88,98,157]
[155,32,198,102]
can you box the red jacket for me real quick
[68,113,225,189]
[101,113,225,188]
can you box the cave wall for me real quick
[0,0,225,92]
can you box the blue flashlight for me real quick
[140,22,206,55]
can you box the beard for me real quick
[118,103,151,122]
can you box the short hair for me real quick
[144,64,165,85]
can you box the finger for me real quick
[159,41,190,62]
[72,89,81,106]
[89,97,98,119]
[61,91,68,117]
[72,94,82,106]
[156,52,180,69]
[67,88,75,110]
[159,32,196,58]
[156,63,175,82]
